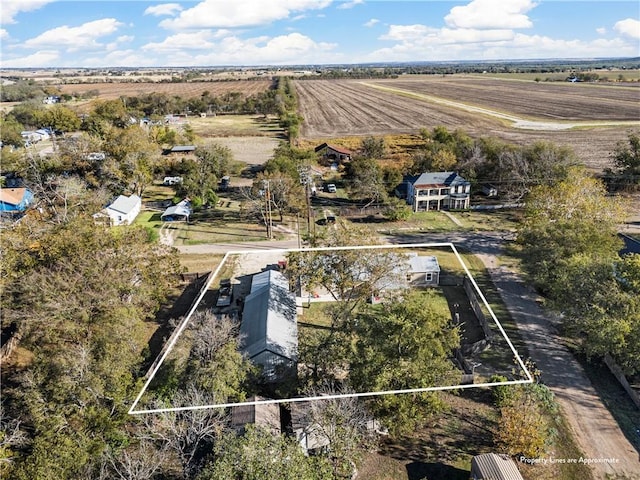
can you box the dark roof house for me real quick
[241,269,298,382]
[401,171,471,212]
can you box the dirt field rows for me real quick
[57,79,272,99]
[370,76,640,121]
[295,79,637,171]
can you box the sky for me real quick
[0,0,639,68]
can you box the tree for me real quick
[179,143,232,206]
[608,131,640,190]
[301,384,376,478]
[41,105,81,133]
[345,156,387,208]
[360,136,385,159]
[518,167,625,292]
[198,425,333,480]
[185,311,254,400]
[350,290,460,435]
[1,215,180,479]
[0,116,25,148]
[102,125,160,196]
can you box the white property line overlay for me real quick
[129,242,532,415]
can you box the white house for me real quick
[401,172,471,212]
[94,194,142,226]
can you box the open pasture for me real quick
[294,78,637,171]
[370,75,640,121]
[57,79,272,100]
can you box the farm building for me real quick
[240,269,298,382]
[470,453,524,480]
[164,145,196,155]
[0,187,34,214]
[161,199,191,221]
[314,143,352,165]
[400,171,471,212]
[231,396,281,435]
[93,194,141,226]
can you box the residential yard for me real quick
[357,387,592,480]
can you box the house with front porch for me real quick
[400,172,470,212]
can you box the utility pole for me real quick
[297,164,312,239]
[262,179,273,239]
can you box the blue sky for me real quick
[1,0,639,68]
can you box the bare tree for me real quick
[0,402,28,476]
[189,311,239,364]
[106,440,170,480]
[142,385,228,479]
[301,383,377,478]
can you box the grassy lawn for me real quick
[188,114,282,137]
[454,209,523,232]
[178,254,224,274]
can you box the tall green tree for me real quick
[608,131,640,190]
[350,290,460,435]
[518,167,625,293]
[179,143,232,206]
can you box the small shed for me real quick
[93,194,141,226]
[290,402,331,454]
[161,199,191,221]
[406,253,440,286]
[482,184,498,197]
[0,187,34,214]
[231,396,281,435]
[470,453,524,480]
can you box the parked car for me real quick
[216,279,233,307]
[326,183,337,193]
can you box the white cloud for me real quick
[364,18,379,28]
[1,0,54,25]
[24,18,123,49]
[142,31,217,52]
[337,0,364,10]
[380,24,435,41]
[159,0,331,29]
[596,27,606,35]
[144,3,183,17]
[0,28,9,39]
[445,0,536,30]
[614,18,640,40]
[2,49,59,67]
[369,25,638,63]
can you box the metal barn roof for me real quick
[471,453,524,480]
[241,269,298,362]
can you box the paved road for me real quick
[176,231,640,478]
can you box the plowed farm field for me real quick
[294,78,639,171]
[369,75,640,121]
[58,80,272,100]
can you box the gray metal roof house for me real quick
[241,269,298,381]
[470,453,524,480]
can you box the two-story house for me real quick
[401,171,471,212]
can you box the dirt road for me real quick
[392,231,640,479]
